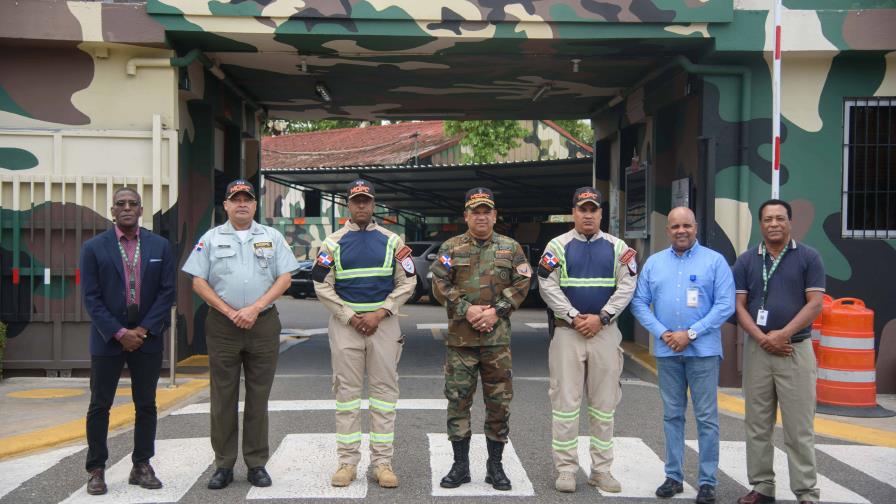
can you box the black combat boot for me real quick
[440,437,472,488]
[485,438,512,491]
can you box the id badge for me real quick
[756,309,769,327]
[686,287,699,308]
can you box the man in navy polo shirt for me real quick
[631,207,734,504]
[732,199,825,504]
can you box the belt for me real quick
[259,306,275,317]
[790,331,810,343]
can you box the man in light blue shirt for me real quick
[631,207,734,504]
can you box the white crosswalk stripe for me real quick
[248,434,370,500]
[170,398,447,415]
[59,438,214,504]
[525,323,548,329]
[578,437,698,498]
[816,444,896,491]
[0,433,890,502]
[0,445,85,500]
[428,434,535,496]
[687,440,870,503]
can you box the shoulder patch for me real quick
[620,248,638,276]
[439,254,453,271]
[540,251,559,272]
[316,251,334,268]
[400,256,415,277]
[516,263,532,278]
[395,245,412,261]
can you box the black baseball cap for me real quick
[347,179,375,200]
[464,187,495,209]
[573,186,601,207]
[226,179,256,200]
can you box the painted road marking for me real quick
[577,436,697,498]
[60,438,213,504]
[816,444,896,490]
[525,323,549,329]
[417,323,447,340]
[0,445,84,500]
[687,440,869,503]
[428,434,534,497]
[248,433,370,499]
[171,398,448,415]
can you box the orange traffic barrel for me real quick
[811,294,834,364]
[817,298,894,418]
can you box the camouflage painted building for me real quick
[1,1,894,390]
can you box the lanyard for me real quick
[117,235,141,305]
[760,243,787,309]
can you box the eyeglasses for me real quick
[114,200,141,208]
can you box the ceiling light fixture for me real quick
[532,83,551,103]
[315,82,332,102]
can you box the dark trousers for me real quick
[85,350,163,471]
[206,306,280,469]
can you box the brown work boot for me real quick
[588,471,622,493]
[87,468,107,495]
[331,463,357,487]
[129,462,163,489]
[373,463,399,488]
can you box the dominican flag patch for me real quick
[439,254,453,270]
[317,251,334,268]
[540,251,559,271]
[194,241,204,253]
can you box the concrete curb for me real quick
[620,341,896,448]
[0,378,209,461]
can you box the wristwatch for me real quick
[494,304,511,318]
[687,328,698,340]
[599,311,612,326]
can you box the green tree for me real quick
[444,120,527,163]
[550,119,594,146]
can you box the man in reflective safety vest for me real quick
[313,179,417,489]
[537,187,637,494]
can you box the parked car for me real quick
[405,241,442,304]
[288,259,315,299]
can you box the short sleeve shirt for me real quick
[732,239,826,333]
[182,220,300,309]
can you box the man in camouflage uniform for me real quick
[429,187,531,491]
[313,179,417,489]
[538,187,637,494]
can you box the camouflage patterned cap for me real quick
[465,187,495,209]
[573,186,601,207]
[347,179,375,200]
[226,179,256,200]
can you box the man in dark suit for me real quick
[80,187,175,496]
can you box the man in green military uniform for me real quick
[430,187,532,491]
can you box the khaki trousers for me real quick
[743,336,819,501]
[329,315,403,466]
[205,307,280,470]
[548,323,623,474]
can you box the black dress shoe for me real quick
[87,468,107,495]
[655,477,684,498]
[696,484,716,504]
[207,468,234,490]
[248,467,272,487]
[129,462,163,489]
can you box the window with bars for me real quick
[842,98,896,239]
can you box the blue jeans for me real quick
[656,355,720,487]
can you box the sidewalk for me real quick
[0,371,209,461]
[621,341,896,448]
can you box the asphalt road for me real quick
[1,298,892,504]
